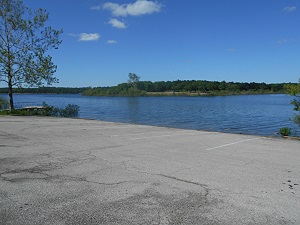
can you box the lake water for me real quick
[0,93,299,136]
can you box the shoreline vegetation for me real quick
[0,80,296,97]
[0,101,80,118]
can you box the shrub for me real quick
[59,104,80,117]
[43,102,79,118]
[0,101,80,118]
[279,127,291,137]
[293,115,300,126]
[0,98,9,110]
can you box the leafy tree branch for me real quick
[285,79,300,127]
[0,0,62,109]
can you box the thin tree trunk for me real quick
[7,43,14,110]
[8,75,14,110]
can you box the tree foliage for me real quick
[285,79,300,127]
[0,79,290,97]
[285,80,300,97]
[128,73,140,88]
[0,0,62,109]
[83,79,288,96]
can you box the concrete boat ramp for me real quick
[0,116,299,224]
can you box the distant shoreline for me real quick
[0,91,285,97]
[0,79,294,96]
[83,90,285,97]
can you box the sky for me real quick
[19,0,300,87]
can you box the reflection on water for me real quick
[0,93,298,136]
[127,97,140,124]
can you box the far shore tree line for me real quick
[82,77,292,96]
[0,79,295,96]
[0,87,87,94]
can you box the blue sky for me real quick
[22,0,299,87]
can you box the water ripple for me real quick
[1,94,299,136]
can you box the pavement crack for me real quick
[158,174,208,188]
[0,169,51,182]
[169,166,196,176]
[84,179,127,186]
[157,174,210,201]
[50,175,128,186]
[121,166,210,197]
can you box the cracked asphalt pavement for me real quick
[0,116,300,225]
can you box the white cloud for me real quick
[78,33,100,41]
[103,3,127,16]
[91,5,101,10]
[228,48,236,52]
[108,18,127,29]
[68,33,77,37]
[277,38,295,45]
[283,6,297,12]
[107,40,118,44]
[102,0,162,17]
[277,38,288,45]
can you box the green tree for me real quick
[128,73,140,89]
[0,0,62,109]
[285,79,300,127]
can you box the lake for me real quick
[0,93,299,136]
